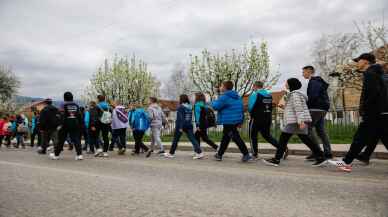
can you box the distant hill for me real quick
[14,96,85,107]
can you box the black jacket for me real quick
[382,74,388,114]
[359,64,386,120]
[88,106,99,128]
[307,76,330,111]
[61,101,83,130]
[39,105,61,131]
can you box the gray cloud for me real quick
[0,0,387,99]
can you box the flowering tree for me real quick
[83,55,159,106]
[189,41,280,99]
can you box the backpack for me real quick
[203,107,217,128]
[133,110,150,131]
[115,107,128,124]
[99,105,112,124]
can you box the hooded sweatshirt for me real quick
[307,76,330,111]
[148,103,165,128]
[283,90,312,125]
[111,105,129,130]
[211,90,244,125]
[194,101,207,128]
[359,64,386,120]
[175,103,193,130]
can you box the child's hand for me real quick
[299,122,306,129]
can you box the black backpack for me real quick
[202,107,216,128]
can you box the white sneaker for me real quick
[47,146,53,152]
[94,149,103,157]
[49,153,59,160]
[164,153,175,158]
[193,152,204,160]
[328,159,352,172]
[102,152,109,157]
[75,155,84,161]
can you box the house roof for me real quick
[20,100,46,112]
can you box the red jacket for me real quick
[0,119,5,136]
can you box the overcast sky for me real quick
[0,0,387,99]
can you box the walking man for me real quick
[302,65,332,159]
[328,53,387,172]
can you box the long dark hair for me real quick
[179,94,190,104]
[195,92,206,103]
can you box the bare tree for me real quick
[162,63,194,100]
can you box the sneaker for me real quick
[86,150,95,155]
[117,149,126,155]
[241,154,252,162]
[47,146,53,152]
[252,154,259,161]
[283,147,289,160]
[37,149,46,155]
[102,152,109,157]
[94,149,103,157]
[328,159,352,172]
[146,150,153,158]
[164,153,175,158]
[157,150,165,154]
[305,154,315,161]
[75,155,84,161]
[262,158,280,167]
[214,153,222,161]
[49,153,59,160]
[312,158,328,167]
[193,152,204,160]
[356,155,370,166]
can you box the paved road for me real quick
[0,148,387,217]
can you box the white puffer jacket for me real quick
[283,90,312,125]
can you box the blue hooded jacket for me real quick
[97,101,110,111]
[31,116,37,132]
[211,90,244,125]
[194,101,206,128]
[248,89,271,113]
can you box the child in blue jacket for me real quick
[165,94,203,159]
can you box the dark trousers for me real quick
[249,119,278,156]
[0,135,3,147]
[275,132,324,160]
[112,128,127,150]
[309,111,332,157]
[350,116,388,162]
[88,128,97,152]
[41,130,57,152]
[30,128,41,147]
[4,135,11,147]
[133,130,148,153]
[217,124,249,157]
[56,127,82,156]
[95,122,110,152]
[81,128,89,150]
[194,129,218,150]
[109,129,118,150]
[170,128,202,155]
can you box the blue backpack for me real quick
[131,110,150,132]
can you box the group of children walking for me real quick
[1,52,387,173]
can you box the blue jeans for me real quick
[170,128,201,155]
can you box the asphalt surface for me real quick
[0,147,387,217]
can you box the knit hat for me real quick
[287,78,302,92]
